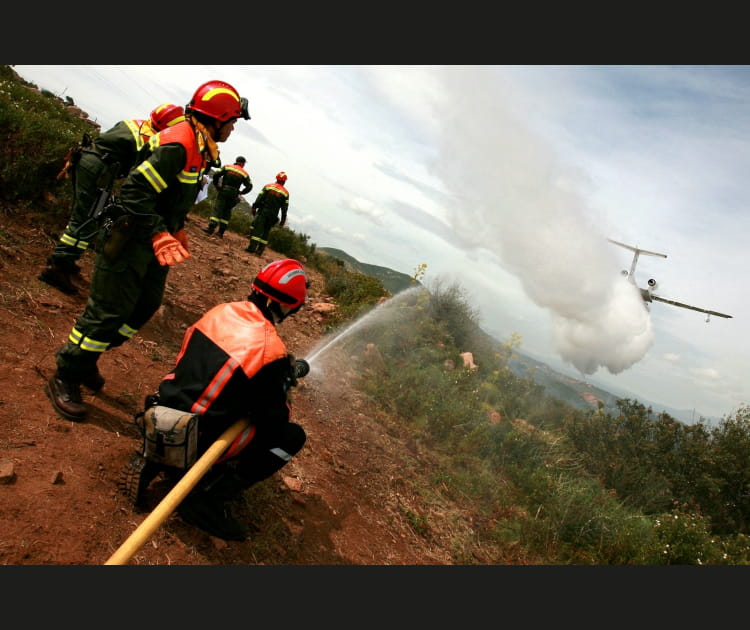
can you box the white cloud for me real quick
[345,197,384,222]
[689,367,721,380]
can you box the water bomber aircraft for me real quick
[608,238,733,322]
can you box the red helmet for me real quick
[252,259,308,313]
[187,80,250,122]
[276,171,287,184]
[150,103,185,131]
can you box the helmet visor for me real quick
[240,97,250,120]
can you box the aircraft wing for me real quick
[650,294,733,319]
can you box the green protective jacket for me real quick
[89,118,149,178]
[252,181,289,225]
[213,163,252,196]
[211,162,252,225]
[49,118,151,267]
[116,120,208,239]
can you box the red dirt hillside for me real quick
[0,210,523,565]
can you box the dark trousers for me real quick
[234,422,306,486]
[207,190,239,234]
[49,152,107,269]
[55,237,169,380]
[197,420,306,489]
[247,210,278,253]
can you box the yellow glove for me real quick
[151,232,190,266]
[173,228,189,252]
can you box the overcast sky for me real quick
[13,65,750,422]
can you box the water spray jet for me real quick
[304,286,424,374]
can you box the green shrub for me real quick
[323,270,389,323]
[0,66,93,216]
[268,225,317,261]
[650,506,726,565]
[519,474,662,565]
[227,200,253,236]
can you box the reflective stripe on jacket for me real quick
[121,119,209,235]
[166,301,288,416]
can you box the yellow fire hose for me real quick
[104,418,250,565]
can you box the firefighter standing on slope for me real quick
[38,103,186,296]
[45,80,251,423]
[141,259,310,540]
[245,171,289,255]
[203,156,252,238]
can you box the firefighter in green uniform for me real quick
[245,171,289,255]
[38,103,186,295]
[45,80,251,422]
[203,156,252,238]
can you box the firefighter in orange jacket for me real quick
[245,171,289,255]
[38,103,186,295]
[45,80,251,424]
[204,156,252,238]
[149,259,309,540]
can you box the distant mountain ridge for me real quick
[506,351,712,424]
[318,247,418,295]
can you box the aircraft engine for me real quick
[647,278,658,290]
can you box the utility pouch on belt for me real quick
[100,213,132,262]
[136,405,199,469]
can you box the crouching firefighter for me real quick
[120,259,310,541]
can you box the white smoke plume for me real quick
[428,68,654,375]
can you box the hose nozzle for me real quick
[294,359,310,379]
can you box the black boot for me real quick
[45,371,87,421]
[118,451,164,506]
[38,262,79,296]
[203,223,216,235]
[177,472,248,541]
[217,229,224,239]
[81,366,105,391]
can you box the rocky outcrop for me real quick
[10,66,101,132]
[460,352,478,370]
